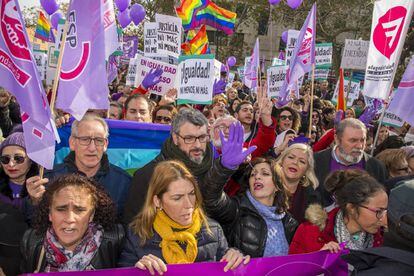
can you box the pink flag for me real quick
[56,0,111,120]
[0,0,57,169]
[244,38,260,89]
[280,3,316,100]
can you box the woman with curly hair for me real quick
[119,160,248,274]
[20,174,125,273]
[203,157,298,258]
[274,106,301,134]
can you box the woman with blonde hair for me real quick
[118,160,248,275]
[276,143,320,223]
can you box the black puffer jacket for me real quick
[20,224,125,273]
[203,184,298,258]
[118,219,228,267]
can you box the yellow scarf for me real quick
[153,209,202,264]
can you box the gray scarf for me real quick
[334,210,373,250]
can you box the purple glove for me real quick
[220,122,257,170]
[213,79,227,95]
[358,104,379,127]
[141,68,163,89]
[334,110,343,128]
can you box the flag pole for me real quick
[370,89,392,156]
[345,69,353,108]
[49,19,69,114]
[308,63,316,138]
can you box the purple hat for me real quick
[0,132,25,154]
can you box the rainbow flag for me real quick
[176,0,237,35]
[337,68,346,112]
[34,10,55,42]
[182,25,210,55]
[55,120,170,175]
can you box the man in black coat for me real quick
[343,180,414,275]
[314,118,387,207]
[122,109,256,224]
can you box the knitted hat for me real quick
[0,131,25,154]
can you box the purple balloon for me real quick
[130,3,146,25]
[268,0,282,5]
[287,0,303,9]
[40,0,59,15]
[115,0,131,12]
[118,9,132,29]
[281,30,288,43]
[50,11,63,30]
[227,56,237,67]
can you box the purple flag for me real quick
[280,3,316,100]
[24,249,348,275]
[0,0,57,169]
[56,0,110,120]
[122,35,138,59]
[387,55,414,125]
[244,38,260,89]
[107,54,118,84]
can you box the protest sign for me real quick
[237,66,245,82]
[155,14,182,58]
[314,68,330,80]
[46,43,57,85]
[272,58,285,66]
[54,18,66,57]
[126,57,138,87]
[315,43,333,69]
[383,110,405,128]
[26,248,347,276]
[176,54,215,105]
[363,0,414,99]
[285,29,300,66]
[332,78,361,107]
[33,50,47,80]
[134,55,178,95]
[226,72,235,89]
[340,39,369,70]
[122,36,138,59]
[267,65,288,99]
[144,22,158,56]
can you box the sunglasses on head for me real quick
[0,155,26,165]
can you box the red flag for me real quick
[337,68,345,111]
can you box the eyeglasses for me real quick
[359,205,387,220]
[280,115,293,121]
[155,116,172,123]
[215,125,230,131]
[74,136,107,147]
[176,133,210,144]
[0,155,26,165]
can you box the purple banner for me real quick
[24,250,348,275]
[122,36,138,59]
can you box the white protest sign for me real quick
[315,43,333,69]
[383,90,405,127]
[285,30,300,66]
[226,72,235,89]
[46,43,58,85]
[272,58,285,66]
[33,51,47,80]
[176,55,215,104]
[267,65,288,99]
[126,57,138,86]
[134,55,178,95]
[144,22,158,57]
[340,39,369,70]
[54,18,66,57]
[155,14,182,58]
[214,59,223,81]
[314,68,330,80]
[237,66,245,82]
[332,78,361,107]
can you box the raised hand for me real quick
[26,176,49,205]
[213,79,227,96]
[220,122,257,170]
[159,88,177,105]
[257,82,273,126]
[141,68,163,89]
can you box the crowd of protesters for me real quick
[0,65,414,276]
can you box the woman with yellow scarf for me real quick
[118,160,249,275]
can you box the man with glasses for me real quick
[123,108,256,224]
[26,114,131,216]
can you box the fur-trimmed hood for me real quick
[304,204,328,231]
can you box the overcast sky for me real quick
[19,0,69,8]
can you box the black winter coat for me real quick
[20,224,125,273]
[314,149,388,207]
[118,219,228,267]
[203,180,298,258]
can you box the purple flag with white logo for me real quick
[387,56,414,125]
[0,0,57,169]
[244,38,260,89]
[56,0,110,120]
[280,3,316,100]
[122,36,138,59]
